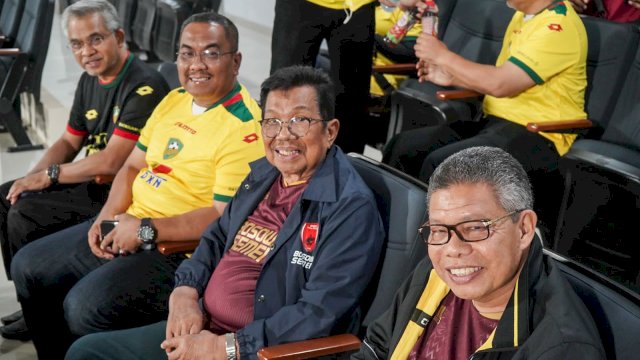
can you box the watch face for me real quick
[138,226,156,243]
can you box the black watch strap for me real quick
[46,164,60,184]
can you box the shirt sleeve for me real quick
[507,17,582,85]
[113,81,168,141]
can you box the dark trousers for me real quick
[383,116,560,182]
[66,321,168,360]
[0,180,109,279]
[10,219,185,359]
[270,0,375,153]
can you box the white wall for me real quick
[220,0,276,30]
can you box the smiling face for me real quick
[262,86,339,184]
[67,13,126,80]
[427,182,536,312]
[177,22,241,107]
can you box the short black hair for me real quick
[260,65,335,121]
[180,12,239,52]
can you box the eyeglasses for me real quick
[68,32,113,53]
[418,209,525,245]
[259,117,327,138]
[176,49,236,64]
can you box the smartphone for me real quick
[100,220,119,240]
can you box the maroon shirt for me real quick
[203,176,307,333]
[408,292,499,360]
[583,0,640,23]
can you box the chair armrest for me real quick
[157,240,200,255]
[0,48,21,56]
[436,89,483,101]
[526,119,593,133]
[94,174,115,184]
[257,334,361,360]
[372,63,417,75]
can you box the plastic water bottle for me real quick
[383,6,420,47]
[421,0,439,36]
[381,0,400,13]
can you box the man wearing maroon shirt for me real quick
[66,65,385,360]
[353,146,605,359]
[569,0,640,23]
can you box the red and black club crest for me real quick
[300,223,319,253]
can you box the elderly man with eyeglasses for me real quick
[65,65,384,360]
[353,146,605,360]
[0,0,169,341]
[9,12,265,359]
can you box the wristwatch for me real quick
[225,333,237,360]
[137,218,157,250]
[46,164,60,185]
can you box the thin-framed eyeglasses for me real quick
[418,209,525,245]
[259,117,327,138]
[176,49,236,64]
[68,32,113,53]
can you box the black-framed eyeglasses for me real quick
[176,49,236,64]
[259,117,327,138]
[418,209,525,245]
[68,32,113,53]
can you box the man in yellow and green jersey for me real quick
[10,12,265,359]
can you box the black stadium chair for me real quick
[550,43,640,295]
[130,0,157,58]
[253,153,430,359]
[153,0,192,63]
[0,0,25,48]
[0,0,55,151]
[386,0,514,141]
[115,0,137,46]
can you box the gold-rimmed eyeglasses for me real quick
[259,117,327,138]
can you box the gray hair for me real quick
[61,0,121,38]
[426,147,533,215]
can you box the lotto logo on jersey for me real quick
[85,109,98,120]
[136,86,154,96]
[163,138,183,160]
[243,133,259,143]
[548,23,563,32]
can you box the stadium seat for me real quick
[550,42,640,295]
[386,0,514,141]
[152,0,191,63]
[0,0,55,151]
[0,0,25,48]
[115,0,137,46]
[130,0,157,58]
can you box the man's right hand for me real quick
[166,286,204,340]
[88,213,118,259]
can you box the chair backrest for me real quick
[116,0,137,44]
[0,0,25,44]
[441,0,514,65]
[347,154,429,331]
[157,61,180,89]
[131,0,157,52]
[11,0,54,102]
[580,16,639,132]
[547,249,640,360]
[152,0,191,63]
[599,42,640,151]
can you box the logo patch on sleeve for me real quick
[163,138,184,160]
[85,109,98,120]
[243,133,259,143]
[300,223,319,253]
[136,85,154,96]
[547,23,563,32]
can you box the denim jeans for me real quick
[10,218,185,359]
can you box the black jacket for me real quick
[353,238,605,359]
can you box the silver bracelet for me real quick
[225,332,237,360]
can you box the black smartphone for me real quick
[100,220,119,240]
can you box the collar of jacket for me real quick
[247,145,342,203]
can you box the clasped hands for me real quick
[87,213,142,259]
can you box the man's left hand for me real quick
[414,32,449,65]
[417,60,454,85]
[161,331,227,360]
[629,0,640,9]
[6,172,52,205]
[100,213,141,255]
